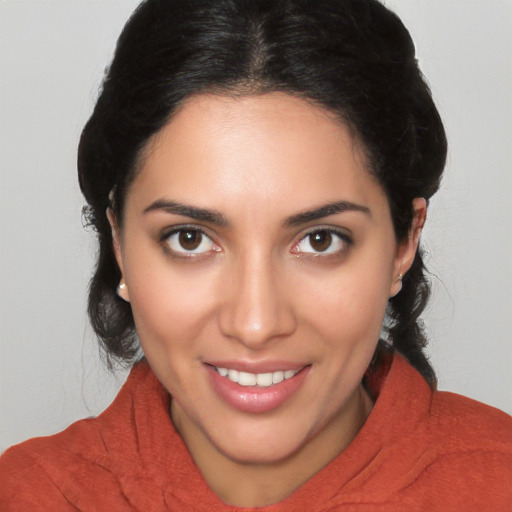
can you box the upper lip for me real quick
[205,360,309,374]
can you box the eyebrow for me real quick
[284,201,370,227]
[143,199,228,226]
[143,198,370,228]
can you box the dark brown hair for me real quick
[78,0,447,385]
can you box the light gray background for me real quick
[1,0,511,452]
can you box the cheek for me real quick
[126,265,222,396]
[298,259,392,343]
[124,250,220,352]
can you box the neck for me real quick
[171,384,373,507]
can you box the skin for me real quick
[110,93,425,507]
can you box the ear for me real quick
[389,197,427,298]
[107,207,130,302]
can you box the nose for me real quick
[218,253,296,349]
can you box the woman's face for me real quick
[113,93,422,466]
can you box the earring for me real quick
[117,281,128,300]
[390,273,403,298]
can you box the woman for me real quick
[1,0,510,509]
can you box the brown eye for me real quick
[309,231,332,252]
[292,229,351,256]
[179,230,202,250]
[164,228,218,255]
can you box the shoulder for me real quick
[426,390,512,494]
[0,362,162,510]
[0,439,71,510]
[409,394,512,509]
[390,356,512,508]
[388,353,511,448]
[0,417,110,510]
[430,387,512,446]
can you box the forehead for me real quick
[128,92,387,219]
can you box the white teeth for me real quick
[272,371,284,384]
[256,372,273,386]
[238,371,257,386]
[215,367,300,387]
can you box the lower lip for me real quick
[206,365,310,414]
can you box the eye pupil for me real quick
[179,230,201,250]
[310,231,332,252]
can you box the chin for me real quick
[206,418,318,466]
[217,438,306,466]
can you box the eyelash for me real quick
[291,228,352,258]
[159,226,352,260]
[159,226,220,259]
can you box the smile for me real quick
[215,367,301,387]
[206,363,310,413]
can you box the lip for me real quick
[206,362,310,414]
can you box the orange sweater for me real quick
[1,354,511,511]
